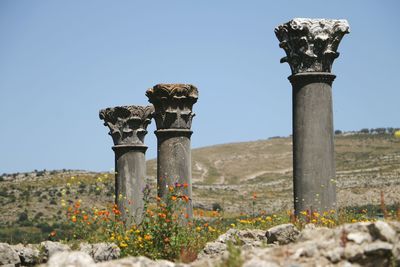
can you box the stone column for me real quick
[146,84,198,219]
[99,105,153,225]
[275,18,349,215]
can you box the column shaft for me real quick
[156,130,193,218]
[113,145,147,225]
[291,73,336,214]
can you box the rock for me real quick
[323,247,343,263]
[243,258,280,267]
[41,241,71,260]
[298,226,332,242]
[199,242,227,258]
[11,243,41,265]
[47,251,95,267]
[198,229,267,259]
[364,241,393,256]
[0,243,20,266]
[95,256,185,267]
[369,221,396,243]
[265,223,300,245]
[346,232,371,244]
[79,243,120,262]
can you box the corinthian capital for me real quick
[99,105,154,146]
[275,18,350,74]
[146,84,198,130]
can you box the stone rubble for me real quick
[1,221,399,267]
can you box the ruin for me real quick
[99,105,153,224]
[275,18,350,215]
[146,84,198,219]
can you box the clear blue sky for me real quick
[0,0,399,174]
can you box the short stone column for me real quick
[146,84,198,219]
[99,105,153,225]
[275,18,349,215]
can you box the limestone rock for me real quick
[265,223,300,245]
[95,256,185,267]
[47,251,95,267]
[79,243,120,262]
[0,243,20,266]
[11,243,41,265]
[198,229,267,259]
[41,241,71,260]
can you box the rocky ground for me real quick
[1,220,399,266]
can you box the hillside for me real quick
[0,133,399,234]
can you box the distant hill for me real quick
[0,133,399,229]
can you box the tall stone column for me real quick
[275,18,349,215]
[99,105,153,225]
[146,84,198,219]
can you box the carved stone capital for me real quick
[99,105,154,146]
[146,84,198,130]
[275,18,350,74]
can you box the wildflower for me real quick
[50,231,56,237]
[119,241,128,248]
[181,195,190,203]
[230,223,236,227]
[196,226,201,232]
[395,130,400,138]
[171,196,177,201]
[158,213,167,219]
[300,211,308,216]
[144,234,152,240]
[183,183,188,188]
[252,192,257,200]
[71,216,77,223]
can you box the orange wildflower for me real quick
[144,234,152,240]
[181,195,189,202]
[183,183,188,188]
[71,216,77,223]
[50,231,56,237]
[171,195,177,201]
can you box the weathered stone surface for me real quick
[147,84,198,219]
[198,229,267,259]
[276,18,350,216]
[266,223,300,245]
[41,241,71,260]
[79,243,120,262]
[95,256,187,267]
[0,243,21,266]
[99,105,153,146]
[198,221,399,267]
[11,243,41,265]
[100,105,153,225]
[275,18,350,74]
[47,251,95,267]
[146,84,198,130]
